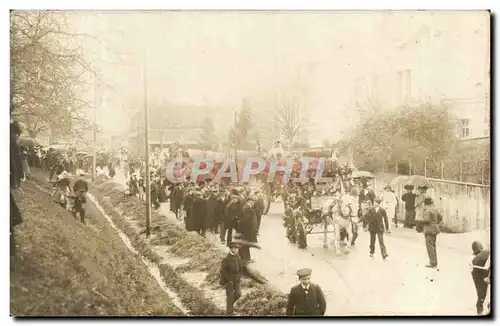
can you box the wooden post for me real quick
[395,161,398,174]
[424,158,427,178]
[440,159,444,179]
[143,56,151,237]
[459,162,463,182]
[408,158,412,175]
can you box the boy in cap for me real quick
[286,268,326,316]
[364,197,389,259]
[220,241,243,315]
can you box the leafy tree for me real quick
[230,98,253,148]
[199,116,217,149]
[348,103,458,172]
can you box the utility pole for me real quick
[234,110,239,177]
[143,52,151,237]
[92,78,99,181]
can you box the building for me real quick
[351,22,490,140]
[127,102,229,154]
[441,97,490,140]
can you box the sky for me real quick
[70,10,490,144]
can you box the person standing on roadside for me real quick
[365,198,389,260]
[414,185,428,233]
[381,185,398,232]
[286,268,327,316]
[421,196,442,268]
[470,241,491,315]
[10,120,24,256]
[220,242,243,316]
[402,184,416,228]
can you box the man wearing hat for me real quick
[286,268,326,316]
[239,196,258,261]
[364,197,389,259]
[252,191,265,235]
[401,185,416,228]
[421,196,443,268]
[220,241,243,315]
[414,185,428,233]
[222,190,244,244]
[358,180,375,229]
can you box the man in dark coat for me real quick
[206,190,217,233]
[169,184,175,212]
[402,184,417,228]
[421,196,442,268]
[365,198,388,259]
[182,188,194,228]
[222,191,243,245]
[158,177,168,203]
[414,186,428,233]
[10,120,24,256]
[188,190,208,236]
[286,268,326,316]
[211,190,226,234]
[252,192,265,235]
[49,157,66,181]
[239,197,258,261]
[150,176,160,209]
[170,184,184,218]
[10,120,24,189]
[471,241,490,315]
[358,180,375,228]
[220,242,243,315]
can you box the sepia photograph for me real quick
[9,8,491,318]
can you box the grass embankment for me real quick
[91,181,288,316]
[10,181,184,316]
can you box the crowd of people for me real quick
[9,127,491,316]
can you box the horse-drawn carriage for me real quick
[283,167,380,255]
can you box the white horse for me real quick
[321,194,359,255]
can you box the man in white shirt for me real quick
[381,185,398,233]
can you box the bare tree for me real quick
[10,11,115,139]
[274,96,308,150]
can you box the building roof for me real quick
[130,128,203,145]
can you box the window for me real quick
[460,119,470,138]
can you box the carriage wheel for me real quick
[297,220,307,249]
